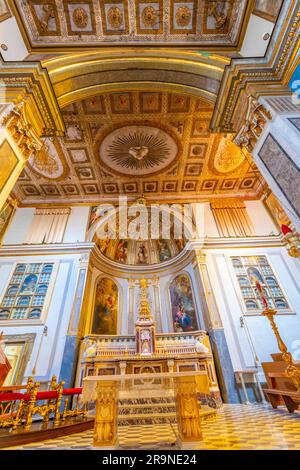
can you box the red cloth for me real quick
[281,224,293,235]
[0,350,12,387]
[36,391,58,400]
[0,392,26,401]
[62,388,82,396]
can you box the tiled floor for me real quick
[5,404,300,450]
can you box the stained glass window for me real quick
[231,256,290,312]
[0,263,54,320]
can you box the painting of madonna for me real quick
[170,274,198,332]
[92,278,118,335]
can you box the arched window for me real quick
[169,274,198,333]
[92,278,118,335]
[245,300,258,310]
[238,277,250,286]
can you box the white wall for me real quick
[2,208,35,245]
[63,207,90,243]
[0,253,81,382]
[0,17,28,61]
[245,200,278,235]
[206,246,300,379]
[2,206,90,245]
[240,14,274,58]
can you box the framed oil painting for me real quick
[253,0,283,23]
[0,140,19,192]
[169,273,198,332]
[92,278,118,335]
[0,200,15,242]
[0,0,11,22]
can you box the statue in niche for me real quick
[92,278,118,335]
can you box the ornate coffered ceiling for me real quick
[12,90,263,204]
[10,0,252,51]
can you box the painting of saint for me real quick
[169,274,198,332]
[97,237,110,255]
[137,244,148,264]
[115,240,128,263]
[247,267,264,286]
[92,278,118,335]
[20,274,37,294]
[157,239,171,262]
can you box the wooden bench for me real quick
[263,371,300,413]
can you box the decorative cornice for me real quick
[0,57,65,138]
[211,0,300,133]
[0,242,94,257]
[234,96,273,152]
[0,236,285,259]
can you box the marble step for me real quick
[119,405,176,416]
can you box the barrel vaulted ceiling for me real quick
[12,90,262,204]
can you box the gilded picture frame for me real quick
[0,0,11,23]
[0,139,19,192]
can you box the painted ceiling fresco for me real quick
[12,0,249,48]
[13,90,262,204]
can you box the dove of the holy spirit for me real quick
[129,146,149,160]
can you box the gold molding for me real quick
[8,0,253,53]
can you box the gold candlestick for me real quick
[262,308,300,391]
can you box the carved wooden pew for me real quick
[262,361,300,413]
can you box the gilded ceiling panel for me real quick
[12,0,249,49]
[12,90,262,204]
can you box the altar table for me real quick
[82,371,210,449]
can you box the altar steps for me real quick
[118,396,217,426]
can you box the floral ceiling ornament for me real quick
[107,6,123,28]
[213,134,245,173]
[28,138,69,180]
[72,7,89,28]
[142,5,159,27]
[175,6,192,27]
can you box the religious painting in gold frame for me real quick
[0,0,11,22]
[264,191,291,229]
[0,139,19,192]
[0,199,15,243]
[253,0,283,23]
[92,278,118,335]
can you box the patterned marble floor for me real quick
[5,404,300,450]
